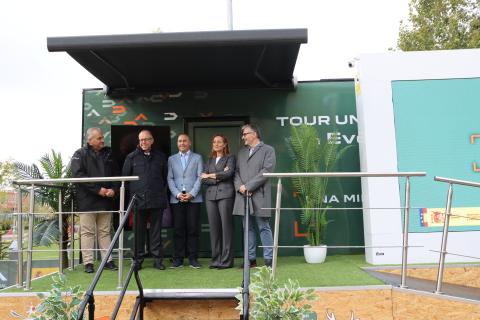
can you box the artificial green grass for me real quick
[3,254,383,292]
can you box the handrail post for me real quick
[242,194,250,320]
[272,178,282,278]
[58,190,63,274]
[117,181,125,289]
[25,184,35,290]
[133,203,145,320]
[435,183,453,294]
[70,199,74,270]
[16,187,24,288]
[87,293,95,320]
[400,176,411,288]
[77,195,137,320]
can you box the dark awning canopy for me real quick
[47,29,307,94]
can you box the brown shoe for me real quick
[239,260,257,268]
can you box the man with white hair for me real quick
[71,127,118,273]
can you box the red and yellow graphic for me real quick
[420,207,480,227]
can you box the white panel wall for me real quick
[355,49,480,264]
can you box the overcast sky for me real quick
[0,0,409,164]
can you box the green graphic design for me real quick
[82,82,363,255]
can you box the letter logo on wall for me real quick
[164,112,178,121]
[471,134,480,172]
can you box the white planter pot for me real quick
[303,245,327,264]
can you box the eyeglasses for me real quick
[139,138,153,142]
[242,131,254,137]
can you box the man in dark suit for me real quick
[167,133,203,269]
[122,129,168,270]
[233,124,276,268]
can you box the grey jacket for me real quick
[233,142,276,217]
[202,154,236,201]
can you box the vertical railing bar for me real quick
[242,194,251,320]
[117,181,125,289]
[58,190,63,274]
[16,187,23,288]
[400,176,411,288]
[25,184,35,290]
[70,199,74,271]
[435,183,453,294]
[272,178,282,278]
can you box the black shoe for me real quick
[84,263,94,273]
[105,261,118,271]
[170,259,184,269]
[264,259,272,268]
[217,265,233,269]
[190,259,201,269]
[209,265,218,269]
[153,259,166,270]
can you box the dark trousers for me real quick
[135,208,163,260]
[172,202,200,261]
[206,198,234,267]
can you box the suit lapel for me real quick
[248,142,263,160]
[184,152,193,171]
[215,156,226,169]
[177,153,186,172]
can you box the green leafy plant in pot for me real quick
[236,266,318,319]
[286,125,350,263]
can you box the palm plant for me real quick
[14,150,73,253]
[286,125,350,246]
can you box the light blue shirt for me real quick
[179,150,190,170]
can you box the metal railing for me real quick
[241,194,252,320]
[432,176,480,294]
[77,195,145,320]
[263,171,427,289]
[12,176,139,290]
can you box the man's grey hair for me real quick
[86,127,103,141]
[241,124,261,140]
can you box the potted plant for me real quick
[236,266,318,319]
[286,125,350,263]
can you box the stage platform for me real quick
[2,256,480,319]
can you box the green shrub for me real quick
[12,273,83,320]
[236,266,318,319]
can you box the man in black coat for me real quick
[122,129,168,270]
[71,127,118,273]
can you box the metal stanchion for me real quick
[70,200,74,271]
[242,194,251,320]
[272,178,282,277]
[25,185,35,290]
[132,203,144,320]
[16,187,23,288]
[400,177,410,288]
[117,181,125,289]
[435,183,453,294]
[58,190,63,274]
